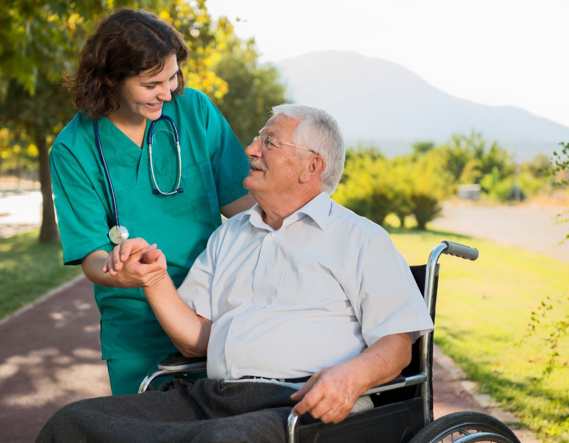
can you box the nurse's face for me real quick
[115,53,179,122]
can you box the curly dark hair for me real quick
[65,9,189,119]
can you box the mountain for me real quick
[274,51,569,160]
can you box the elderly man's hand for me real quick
[103,237,150,275]
[102,238,168,288]
[290,360,366,424]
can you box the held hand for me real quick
[290,361,365,424]
[103,237,150,275]
[103,241,168,288]
[115,246,168,288]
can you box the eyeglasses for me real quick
[252,135,318,155]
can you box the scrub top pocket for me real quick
[180,160,220,223]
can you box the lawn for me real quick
[390,227,569,443]
[0,230,83,320]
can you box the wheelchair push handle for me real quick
[441,241,479,261]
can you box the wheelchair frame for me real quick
[139,241,520,443]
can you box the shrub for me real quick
[409,192,442,230]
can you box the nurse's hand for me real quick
[103,237,150,275]
[103,238,168,288]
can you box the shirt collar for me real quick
[241,192,331,231]
[294,192,331,230]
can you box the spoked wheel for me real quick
[409,412,521,443]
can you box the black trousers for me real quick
[36,379,297,443]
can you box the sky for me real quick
[207,0,569,128]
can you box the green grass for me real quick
[389,227,569,443]
[0,230,82,320]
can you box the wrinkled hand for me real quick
[291,361,365,424]
[102,238,167,288]
[103,238,150,275]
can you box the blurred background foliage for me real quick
[334,131,562,230]
[0,0,287,241]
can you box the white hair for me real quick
[272,104,345,194]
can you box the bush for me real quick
[410,192,442,230]
[334,150,394,227]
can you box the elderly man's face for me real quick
[243,114,309,198]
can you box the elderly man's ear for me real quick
[299,155,327,185]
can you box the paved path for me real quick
[0,278,111,443]
[0,277,537,443]
[432,201,569,262]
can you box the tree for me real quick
[0,1,199,241]
[551,142,569,242]
[0,0,286,242]
[523,142,569,381]
[0,126,37,182]
[411,141,434,158]
[212,29,288,147]
[438,131,513,187]
[333,150,394,227]
[407,149,451,229]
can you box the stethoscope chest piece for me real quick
[109,225,129,245]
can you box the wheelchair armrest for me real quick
[363,372,427,396]
[158,356,207,372]
[287,372,428,441]
[138,356,207,394]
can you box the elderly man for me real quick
[37,105,434,443]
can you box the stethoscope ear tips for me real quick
[152,189,160,195]
[177,188,184,194]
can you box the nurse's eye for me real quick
[144,85,157,90]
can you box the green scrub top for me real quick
[50,87,250,360]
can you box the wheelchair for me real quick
[139,240,521,443]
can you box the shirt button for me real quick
[271,233,276,238]
[231,366,239,378]
[259,268,266,274]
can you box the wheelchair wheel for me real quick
[408,412,521,443]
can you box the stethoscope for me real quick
[94,114,183,244]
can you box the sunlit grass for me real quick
[390,227,569,443]
[0,230,82,320]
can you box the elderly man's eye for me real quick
[263,137,273,150]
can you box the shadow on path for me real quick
[0,277,111,443]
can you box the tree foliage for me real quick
[0,0,287,242]
[334,147,449,229]
[333,132,550,230]
[213,34,288,147]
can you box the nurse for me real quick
[51,9,254,395]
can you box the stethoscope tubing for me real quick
[94,114,182,244]
[148,115,183,196]
[94,120,121,229]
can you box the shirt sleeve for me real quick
[353,230,434,345]
[200,95,250,207]
[50,145,113,265]
[177,225,222,321]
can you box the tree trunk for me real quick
[36,134,60,243]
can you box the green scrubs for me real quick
[50,88,250,394]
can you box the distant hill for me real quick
[275,51,569,160]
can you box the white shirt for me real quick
[179,192,434,380]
